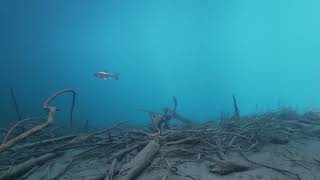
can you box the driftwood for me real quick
[0,152,60,180]
[1,117,45,145]
[0,89,76,153]
[172,112,193,124]
[12,135,76,151]
[232,95,240,119]
[111,141,148,161]
[239,150,301,180]
[118,140,160,180]
[53,121,128,152]
[43,88,76,127]
[1,91,319,180]
[142,96,193,132]
[105,158,119,180]
[10,87,22,121]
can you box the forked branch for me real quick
[0,89,76,153]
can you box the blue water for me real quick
[1,0,320,127]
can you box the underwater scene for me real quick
[1,0,320,179]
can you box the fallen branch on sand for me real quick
[117,140,160,180]
[12,135,76,151]
[0,152,60,180]
[1,117,44,145]
[53,120,128,151]
[105,158,119,180]
[239,150,301,180]
[0,93,319,180]
[140,96,193,133]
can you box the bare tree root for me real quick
[117,140,160,180]
[0,89,76,153]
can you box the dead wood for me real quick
[232,95,240,120]
[165,137,199,146]
[12,135,76,151]
[0,152,60,180]
[0,89,76,153]
[239,150,301,180]
[10,87,22,121]
[118,140,160,180]
[1,117,44,145]
[43,88,76,127]
[173,112,193,124]
[111,141,148,161]
[53,121,128,151]
[105,158,119,180]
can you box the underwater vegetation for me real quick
[0,88,320,180]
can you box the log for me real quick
[0,152,59,180]
[118,140,160,180]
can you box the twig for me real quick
[10,88,22,121]
[53,121,128,151]
[164,158,198,180]
[43,89,76,127]
[12,135,76,151]
[239,150,301,180]
[0,152,60,180]
[0,89,76,153]
[232,95,240,119]
[2,117,44,145]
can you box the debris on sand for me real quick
[1,93,320,180]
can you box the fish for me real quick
[94,71,120,80]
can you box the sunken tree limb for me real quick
[1,116,44,145]
[118,140,160,180]
[10,87,22,121]
[0,152,60,180]
[44,88,76,127]
[144,96,193,131]
[0,89,76,153]
[232,95,240,119]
